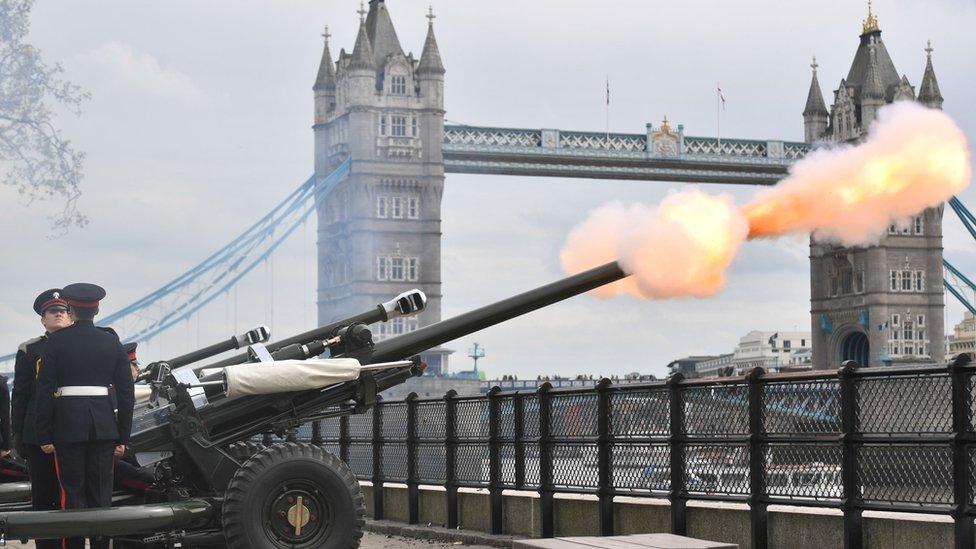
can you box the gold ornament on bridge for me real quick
[862,0,880,34]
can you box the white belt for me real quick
[57,386,109,397]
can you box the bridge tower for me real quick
[313,1,449,373]
[806,4,945,368]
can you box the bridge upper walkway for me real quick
[443,125,812,185]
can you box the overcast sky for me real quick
[2,0,975,379]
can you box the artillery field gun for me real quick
[0,262,626,548]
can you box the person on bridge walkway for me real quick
[34,283,135,549]
[11,289,72,549]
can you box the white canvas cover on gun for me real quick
[223,358,362,398]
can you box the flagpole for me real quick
[716,81,721,149]
[605,75,610,148]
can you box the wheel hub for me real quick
[268,485,329,545]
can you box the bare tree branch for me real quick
[0,0,88,232]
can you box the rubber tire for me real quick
[226,440,265,463]
[221,442,365,549]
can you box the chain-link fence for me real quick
[273,361,976,549]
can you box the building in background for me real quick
[314,0,450,373]
[695,353,734,377]
[948,312,976,360]
[732,331,812,372]
[666,356,723,378]
[806,5,945,368]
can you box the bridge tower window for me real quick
[391,75,407,95]
[407,257,419,281]
[407,197,419,219]
[390,257,405,280]
[379,115,387,136]
[392,116,407,137]
[391,197,403,218]
[376,196,388,218]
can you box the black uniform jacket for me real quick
[35,321,135,446]
[11,335,45,445]
[0,377,9,451]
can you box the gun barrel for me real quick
[165,326,270,368]
[369,261,627,363]
[0,500,213,539]
[203,289,427,369]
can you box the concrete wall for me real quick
[360,483,959,548]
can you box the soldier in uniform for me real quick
[34,283,135,549]
[10,289,71,549]
[113,342,156,495]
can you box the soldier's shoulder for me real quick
[97,326,119,339]
[17,335,45,354]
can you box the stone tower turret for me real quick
[918,41,944,109]
[314,1,450,374]
[860,39,886,131]
[808,3,945,369]
[803,57,829,143]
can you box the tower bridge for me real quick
[315,0,948,372]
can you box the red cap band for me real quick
[65,298,100,308]
[40,298,68,311]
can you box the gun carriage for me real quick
[0,262,626,548]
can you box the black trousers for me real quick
[54,441,115,549]
[25,444,61,549]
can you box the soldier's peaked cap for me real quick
[33,288,68,316]
[61,283,106,309]
[123,342,138,361]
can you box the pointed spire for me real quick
[349,16,375,71]
[418,6,445,75]
[918,40,943,108]
[862,39,885,101]
[313,25,337,91]
[804,56,828,115]
[364,0,405,67]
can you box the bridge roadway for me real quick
[443,125,812,186]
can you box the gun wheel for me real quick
[222,442,364,549]
[226,440,265,463]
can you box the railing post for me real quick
[444,390,459,529]
[667,372,687,536]
[597,378,614,536]
[746,367,767,549]
[372,395,385,521]
[488,386,504,535]
[406,392,419,525]
[311,419,322,445]
[839,360,862,549]
[339,414,350,464]
[514,391,526,489]
[538,382,555,538]
[949,355,974,549]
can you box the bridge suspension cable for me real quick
[944,196,976,314]
[0,159,350,367]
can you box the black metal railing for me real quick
[289,360,976,549]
